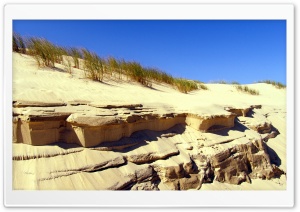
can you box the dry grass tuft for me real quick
[258,80,286,89]
[235,85,259,95]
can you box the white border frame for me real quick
[3,3,294,207]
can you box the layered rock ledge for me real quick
[13,103,236,147]
[12,102,285,190]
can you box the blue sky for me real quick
[13,20,286,84]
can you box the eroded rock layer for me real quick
[13,103,236,147]
[12,103,285,190]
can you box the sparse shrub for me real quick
[258,80,286,89]
[235,85,259,95]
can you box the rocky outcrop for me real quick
[210,138,274,184]
[13,104,237,147]
[224,105,261,117]
[12,103,285,190]
[186,113,236,132]
[34,162,156,190]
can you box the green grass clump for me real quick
[12,33,26,54]
[13,34,18,52]
[27,37,64,68]
[258,80,286,89]
[235,85,259,95]
[231,81,240,85]
[174,78,198,93]
[82,49,104,81]
[69,47,82,69]
[63,57,73,74]
[124,61,152,87]
[107,56,121,78]
[198,83,208,90]
[143,68,175,85]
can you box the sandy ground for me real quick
[12,52,287,190]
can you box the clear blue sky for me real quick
[13,20,286,84]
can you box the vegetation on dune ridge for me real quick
[258,80,286,89]
[26,37,67,68]
[68,47,82,69]
[13,33,26,54]
[235,85,259,95]
[210,80,240,85]
[173,79,198,94]
[82,49,105,81]
[211,80,228,84]
[12,34,208,93]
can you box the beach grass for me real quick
[63,56,73,74]
[235,85,259,95]
[211,80,228,84]
[230,81,240,85]
[258,80,286,89]
[82,49,105,81]
[68,47,82,69]
[26,37,65,68]
[13,33,26,54]
[13,34,208,93]
[174,78,199,93]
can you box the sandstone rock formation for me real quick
[13,104,236,147]
[12,102,285,190]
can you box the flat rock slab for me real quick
[13,149,125,189]
[35,162,153,190]
[13,143,83,160]
[67,113,121,126]
[123,137,179,164]
[13,101,66,108]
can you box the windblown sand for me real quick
[12,53,286,190]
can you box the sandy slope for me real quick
[12,53,285,113]
[12,53,287,190]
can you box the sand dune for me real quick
[12,53,286,190]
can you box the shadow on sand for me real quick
[96,124,187,153]
[208,119,249,136]
[50,124,187,152]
